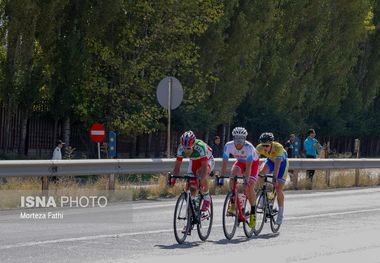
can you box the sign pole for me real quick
[156,76,183,158]
[167,78,172,158]
[97,142,101,159]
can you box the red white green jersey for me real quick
[176,139,213,161]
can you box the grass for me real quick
[1,170,379,209]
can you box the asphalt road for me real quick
[1,187,380,263]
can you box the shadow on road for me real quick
[212,237,250,245]
[155,242,201,250]
[252,232,280,239]
[212,232,279,244]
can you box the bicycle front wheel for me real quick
[270,193,281,233]
[222,192,238,240]
[254,190,266,236]
[197,195,213,241]
[173,192,190,244]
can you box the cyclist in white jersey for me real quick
[220,127,260,228]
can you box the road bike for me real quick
[254,174,281,235]
[167,172,213,244]
[216,175,255,239]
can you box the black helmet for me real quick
[259,132,274,144]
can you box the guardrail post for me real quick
[355,169,360,186]
[109,174,115,191]
[41,176,49,194]
[291,170,298,190]
[354,139,360,187]
[325,169,331,187]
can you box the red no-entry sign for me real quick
[90,123,106,143]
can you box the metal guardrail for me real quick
[0,158,380,177]
[0,158,379,190]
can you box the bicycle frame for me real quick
[170,172,214,243]
[171,174,203,223]
[230,175,248,223]
[259,175,275,210]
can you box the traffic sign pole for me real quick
[156,76,183,158]
[167,78,172,158]
[97,142,101,159]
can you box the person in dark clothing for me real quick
[211,135,222,158]
[284,134,295,158]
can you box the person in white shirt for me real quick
[52,140,65,160]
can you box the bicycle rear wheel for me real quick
[173,192,190,244]
[197,195,213,241]
[243,196,255,238]
[253,190,265,236]
[270,193,281,233]
[222,192,238,240]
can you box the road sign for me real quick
[156,77,183,109]
[90,123,106,143]
[109,131,117,158]
[156,77,184,158]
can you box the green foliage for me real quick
[0,0,380,144]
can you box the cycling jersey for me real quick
[223,140,260,179]
[257,141,288,183]
[176,139,212,161]
[256,141,287,161]
[176,139,214,175]
[223,141,259,162]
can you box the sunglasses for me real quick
[184,147,193,151]
[233,138,245,144]
[262,144,271,148]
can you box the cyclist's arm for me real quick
[173,158,182,176]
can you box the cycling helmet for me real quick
[232,127,248,137]
[180,130,196,147]
[259,132,274,144]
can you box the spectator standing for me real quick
[211,135,223,158]
[303,129,322,181]
[284,134,295,158]
[52,140,65,160]
[292,135,301,158]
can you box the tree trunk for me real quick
[18,113,28,155]
[131,136,137,158]
[147,133,152,158]
[204,130,209,145]
[63,117,70,146]
[227,121,231,142]
[222,123,226,146]
[4,22,18,153]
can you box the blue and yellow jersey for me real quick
[256,141,288,162]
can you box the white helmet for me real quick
[232,127,248,138]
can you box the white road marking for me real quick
[1,207,380,250]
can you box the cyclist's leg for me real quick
[246,159,259,227]
[195,158,214,211]
[188,160,197,197]
[230,160,243,190]
[195,160,212,194]
[275,159,288,224]
[227,161,242,214]
[258,159,272,187]
[245,159,259,208]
